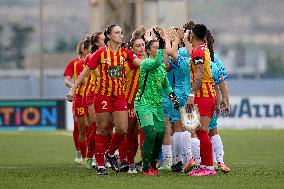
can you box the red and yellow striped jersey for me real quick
[190,43,216,97]
[64,57,79,78]
[124,55,142,105]
[74,57,92,97]
[83,54,95,98]
[88,46,137,96]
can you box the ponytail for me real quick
[206,30,215,61]
[90,32,103,53]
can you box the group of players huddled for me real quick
[64,21,231,176]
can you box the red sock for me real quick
[95,134,107,167]
[133,131,139,161]
[73,121,79,151]
[139,129,145,159]
[106,133,112,149]
[79,141,87,159]
[86,122,97,158]
[125,133,135,164]
[196,129,213,166]
[85,125,91,145]
[118,136,127,163]
[108,132,125,155]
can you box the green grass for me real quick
[0,130,284,189]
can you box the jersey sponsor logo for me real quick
[108,66,122,78]
[120,56,125,65]
[103,59,111,64]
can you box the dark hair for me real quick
[145,39,158,56]
[183,21,195,41]
[192,24,207,40]
[127,37,143,49]
[104,24,118,44]
[206,30,215,61]
[132,26,146,39]
[90,32,103,53]
[83,35,91,50]
[130,26,146,44]
[183,21,195,31]
[76,40,84,56]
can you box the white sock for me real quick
[211,134,224,164]
[191,137,201,166]
[212,145,217,163]
[181,131,193,165]
[92,154,96,166]
[206,166,215,170]
[162,144,172,166]
[171,136,175,164]
[172,132,183,164]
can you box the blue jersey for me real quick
[162,48,191,121]
[210,61,221,85]
[214,53,228,80]
[169,47,191,97]
[177,47,190,58]
[208,53,228,130]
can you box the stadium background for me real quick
[0,1,284,188]
[0,0,283,130]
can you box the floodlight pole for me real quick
[39,0,44,99]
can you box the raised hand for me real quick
[144,30,153,42]
[184,29,190,41]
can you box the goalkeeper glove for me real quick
[169,92,180,110]
[153,28,165,49]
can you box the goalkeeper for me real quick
[134,29,179,176]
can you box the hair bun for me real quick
[132,26,146,39]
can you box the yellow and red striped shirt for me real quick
[190,44,216,97]
[88,46,137,97]
[124,56,142,105]
[64,57,79,78]
[75,57,92,97]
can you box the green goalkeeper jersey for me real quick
[135,49,172,107]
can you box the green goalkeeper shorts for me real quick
[134,102,165,132]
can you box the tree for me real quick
[266,49,284,76]
[54,35,78,53]
[54,37,69,52]
[9,23,34,68]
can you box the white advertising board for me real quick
[218,96,284,129]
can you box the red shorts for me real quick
[74,95,86,117]
[72,101,75,113]
[82,96,89,116]
[86,90,95,106]
[93,93,127,113]
[127,103,136,120]
[194,96,216,118]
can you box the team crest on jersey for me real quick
[108,66,122,78]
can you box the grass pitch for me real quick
[0,129,284,189]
